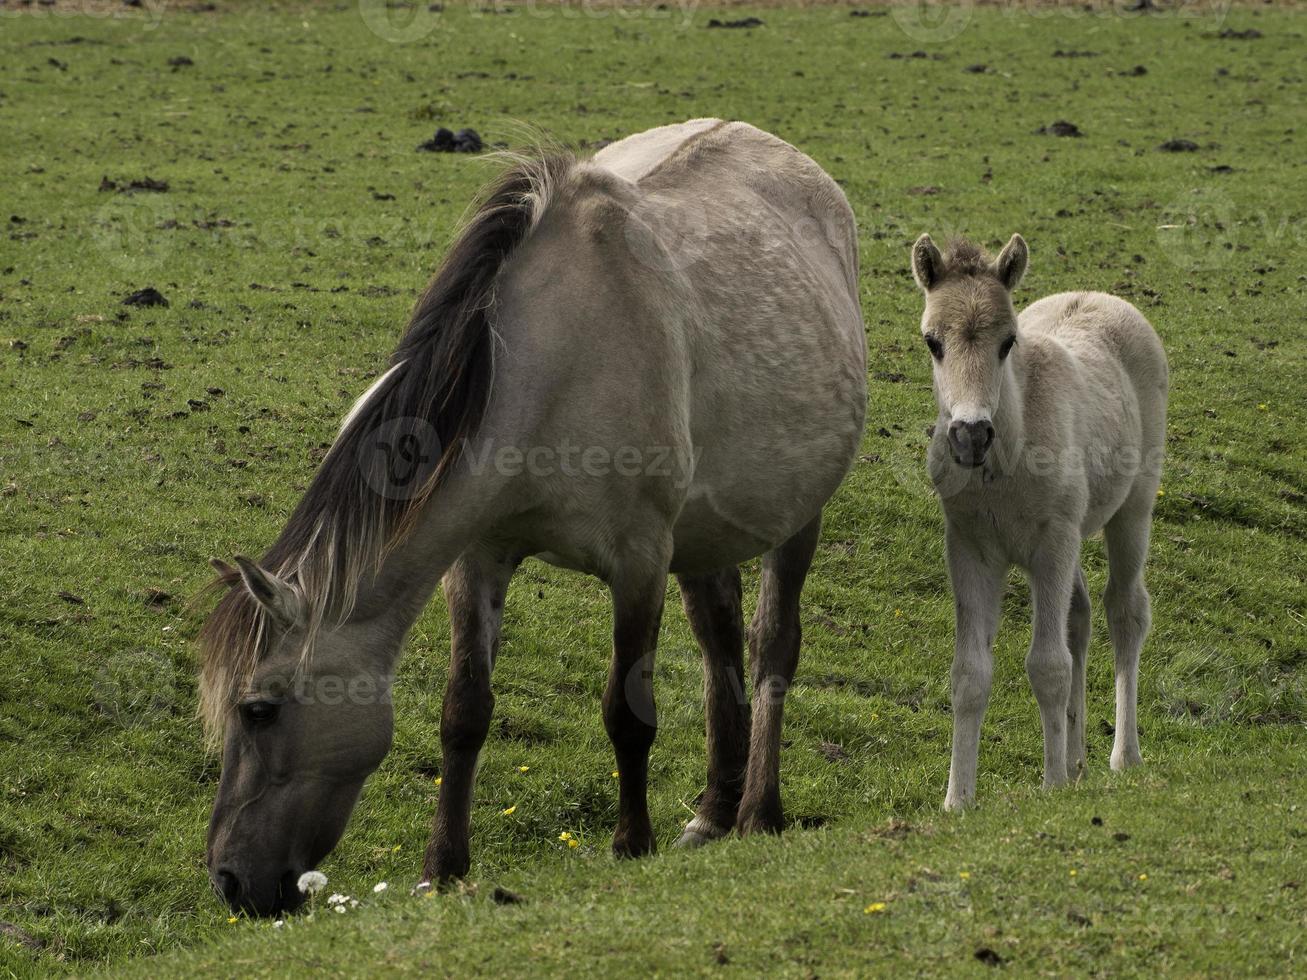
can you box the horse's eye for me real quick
[241,701,281,726]
[924,335,944,361]
[999,336,1017,360]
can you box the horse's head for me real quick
[200,557,395,917]
[911,232,1027,468]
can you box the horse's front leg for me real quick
[943,526,1006,811]
[1026,531,1079,790]
[604,552,671,858]
[421,548,519,886]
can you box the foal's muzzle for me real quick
[948,419,994,467]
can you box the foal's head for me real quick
[910,233,1028,467]
[198,557,396,917]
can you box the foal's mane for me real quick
[197,150,575,743]
[939,238,993,280]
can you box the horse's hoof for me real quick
[736,796,784,836]
[674,818,729,849]
[612,822,656,859]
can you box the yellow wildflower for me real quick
[611,770,620,779]
[1138,873,1149,881]
[959,871,971,880]
[518,765,530,773]
[567,838,580,849]
[502,805,517,816]
[864,902,887,914]
[1070,869,1078,877]
[434,776,442,786]
[227,916,238,924]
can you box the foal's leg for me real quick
[1104,500,1153,770]
[674,567,749,847]
[737,515,821,835]
[1065,566,1092,782]
[1026,532,1079,790]
[421,549,519,885]
[605,556,672,858]
[943,528,1006,811]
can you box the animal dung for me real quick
[122,287,169,308]
[706,17,764,29]
[1035,120,1084,138]
[417,127,483,153]
[1158,138,1200,152]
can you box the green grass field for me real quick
[1,1,1304,975]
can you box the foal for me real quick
[910,233,1168,810]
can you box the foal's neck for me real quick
[990,356,1027,471]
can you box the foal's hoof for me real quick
[674,818,729,849]
[1110,747,1143,771]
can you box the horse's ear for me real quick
[209,558,240,587]
[232,556,304,628]
[911,234,944,292]
[993,233,1028,291]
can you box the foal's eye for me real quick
[924,335,944,361]
[998,336,1017,360]
[240,701,281,726]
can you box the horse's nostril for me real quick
[980,422,995,450]
[214,869,242,904]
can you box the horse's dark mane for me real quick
[198,151,576,741]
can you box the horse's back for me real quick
[492,122,866,574]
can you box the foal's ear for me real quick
[232,556,304,628]
[911,234,944,292]
[993,233,1028,291]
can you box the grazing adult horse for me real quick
[200,119,867,916]
[909,233,1167,811]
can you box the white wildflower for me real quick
[297,870,328,895]
[335,904,347,914]
[373,881,389,894]
[327,893,347,906]
[273,920,285,929]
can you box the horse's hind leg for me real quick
[422,548,519,886]
[675,567,749,847]
[605,551,672,858]
[737,514,822,835]
[1066,566,1091,782]
[1104,498,1153,770]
